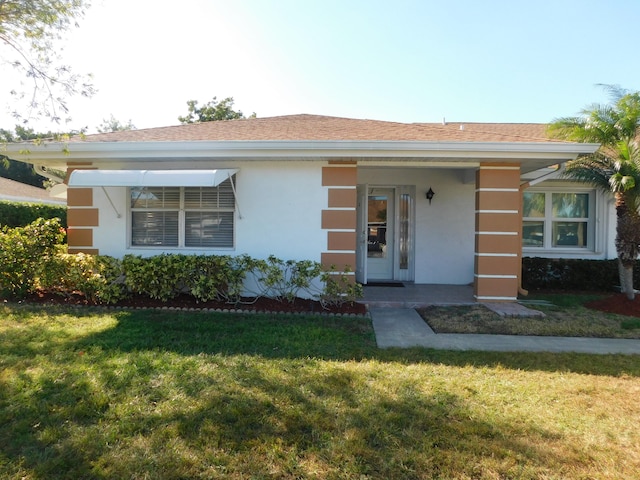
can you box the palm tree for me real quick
[548,85,640,300]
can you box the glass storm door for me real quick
[366,189,394,280]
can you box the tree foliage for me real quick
[97,114,136,133]
[548,84,640,299]
[1,125,81,186]
[178,97,255,124]
[1,126,57,186]
[0,0,95,123]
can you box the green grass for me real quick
[419,294,640,338]
[1,305,640,479]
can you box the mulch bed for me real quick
[585,293,640,318]
[16,290,368,316]
[19,290,640,318]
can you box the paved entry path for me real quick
[369,308,640,354]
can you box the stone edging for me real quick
[8,300,371,319]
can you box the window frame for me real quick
[128,181,236,250]
[522,187,595,252]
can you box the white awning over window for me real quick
[68,169,239,187]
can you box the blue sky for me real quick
[2,0,640,132]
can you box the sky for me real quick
[2,0,640,133]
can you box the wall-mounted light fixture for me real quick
[426,187,435,204]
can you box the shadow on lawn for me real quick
[82,364,572,478]
[66,308,640,378]
[1,306,637,478]
[1,341,575,479]
[0,368,111,479]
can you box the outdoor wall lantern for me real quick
[426,187,435,204]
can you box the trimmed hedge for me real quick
[522,257,640,292]
[0,218,66,298]
[0,200,67,227]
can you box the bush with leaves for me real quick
[522,257,623,292]
[185,254,239,303]
[0,224,364,308]
[0,200,67,227]
[320,265,363,308]
[0,218,65,297]
[111,254,362,307]
[40,253,126,304]
[122,254,190,301]
[249,255,323,302]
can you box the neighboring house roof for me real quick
[0,176,65,204]
[76,114,555,143]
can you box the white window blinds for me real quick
[130,178,235,249]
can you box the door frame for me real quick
[356,184,415,284]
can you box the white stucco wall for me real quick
[86,162,620,288]
[90,161,328,262]
[605,198,616,260]
[358,167,476,285]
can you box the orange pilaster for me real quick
[474,164,521,302]
[321,165,357,276]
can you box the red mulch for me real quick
[585,293,640,318]
[17,290,368,316]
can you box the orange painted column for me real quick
[66,166,99,254]
[474,163,521,302]
[320,162,357,278]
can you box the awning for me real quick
[68,169,238,187]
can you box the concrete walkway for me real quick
[370,308,640,354]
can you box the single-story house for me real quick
[4,114,603,302]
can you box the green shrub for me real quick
[121,254,247,303]
[122,254,190,301]
[0,227,363,308]
[40,254,126,304]
[0,218,66,298]
[116,254,361,307]
[185,254,239,303]
[250,255,323,302]
[0,200,67,227]
[320,265,363,308]
[521,257,636,292]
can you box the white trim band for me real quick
[475,295,518,301]
[476,188,520,192]
[479,166,521,170]
[476,210,519,214]
[475,274,518,279]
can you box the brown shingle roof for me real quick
[0,177,65,204]
[75,114,556,143]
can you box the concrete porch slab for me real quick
[362,284,475,308]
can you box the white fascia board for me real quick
[4,140,600,164]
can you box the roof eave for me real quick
[4,140,600,164]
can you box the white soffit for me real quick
[68,169,238,187]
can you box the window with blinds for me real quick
[130,179,235,248]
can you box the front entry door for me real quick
[366,188,394,280]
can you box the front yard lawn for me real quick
[1,304,639,479]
